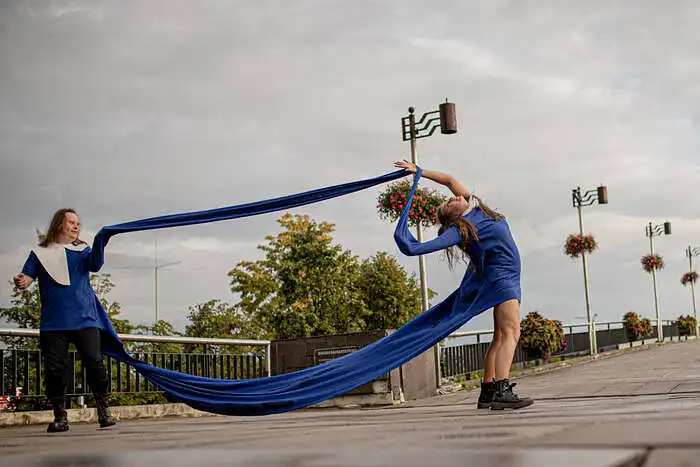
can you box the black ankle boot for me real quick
[96,397,117,428]
[490,379,533,410]
[477,378,496,409]
[47,401,70,433]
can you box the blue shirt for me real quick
[21,243,106,331]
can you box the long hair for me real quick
[437,195,505,269]
[38,208,85,247]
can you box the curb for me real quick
[0,403,216,428]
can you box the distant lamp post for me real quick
[685,246,700,336]
[571,184,608,356]
[401,99,457,386]
[645,221,672,342]
[114,238,181,325]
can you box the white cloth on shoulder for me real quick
[31,242,88,286]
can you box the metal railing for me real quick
[441,320,682,379]
[446,320,677,343]
[0,329,271,406]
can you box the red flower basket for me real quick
[681,271,698,286]
[641,254,664,273]
[377,179,448,228]
[563,234,598,258]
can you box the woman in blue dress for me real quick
[14,208,117,431]
[394,160,532,410]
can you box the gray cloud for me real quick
[1,0,699,333]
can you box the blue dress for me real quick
[393,203,522,317]
[21,241,108,332]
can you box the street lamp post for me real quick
[645,221,672,342]
[571,185,608,357]
[685,245,700,336]
[401,99,457,385]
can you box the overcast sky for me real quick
[1,1,699,335]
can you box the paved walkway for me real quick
[1,340,699,466]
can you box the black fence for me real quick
[0,350,267,405]
[440,322,681,379]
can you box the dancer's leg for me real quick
[483,327,501,382]
[490,299,533,410]
[40,331,70,432]
[478,315,501,408]
[494,299,520,380]
[70,328,116,428]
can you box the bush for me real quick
[678,315,697,336]
[623,311,653,341]
[519,311,565,363]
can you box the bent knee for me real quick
[500,325,520,343]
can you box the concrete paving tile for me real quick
[530,418,700,447]
[0,448,648,467]
[670,382,700,393]
[644,449,700,466]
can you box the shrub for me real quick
[623,311,653,341]
[519,311,565,363]
[678,315,697,336]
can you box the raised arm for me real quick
[83,232,110,272]
[393,160,471,198]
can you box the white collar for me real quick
[32,242,88,286]
[461,194,480,217]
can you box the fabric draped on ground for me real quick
[91,168,501,416]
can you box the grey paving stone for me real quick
[0,448,648,467]
[644,449,700,466]
[531,417,700,447]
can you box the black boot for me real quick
[490,379,533,410]
[47,400,70,433]
[96,397,117,428]
[477,378,496,409]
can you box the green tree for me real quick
[183,299,265,353]
[228,213,431,340]
[0,284,41,349]
[131,320,183,354]
[228,214,369,340]
[357,252,435,330]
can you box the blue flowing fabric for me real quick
[91,168,521,416]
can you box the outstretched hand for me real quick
[394,159,417,174]
[13,273,33,290]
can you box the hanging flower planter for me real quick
[563,234,598,258]
[641,254,664,273]
[681,271,698,286]
[376,179,448,228]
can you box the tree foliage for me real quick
[227,213,433,340]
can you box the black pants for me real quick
[40,327,109,406]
